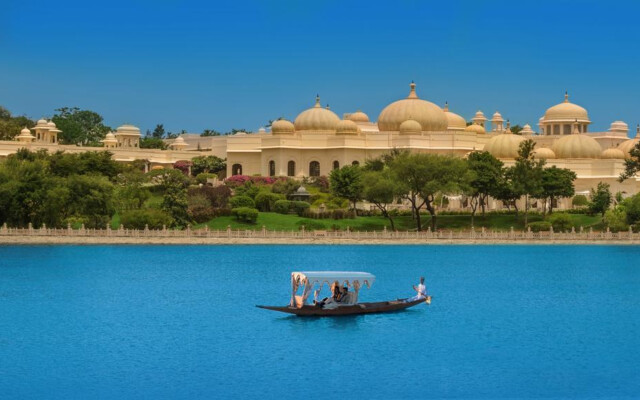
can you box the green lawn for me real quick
[193,212,604,232]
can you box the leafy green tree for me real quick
[121,209,173,229]
[52,107,111,146]
[147,169,191,227]
[64,174,115,228]
[191,155,226,176]
[466,151,503,221]
[362,170,400,230]
[48,151,120,179]
[0,106,36,140]
[140,137,167,149]
[619,141,640,181]
[572,195,589,207]
[390,153,468,231]
[151,124,166,139]
[329,165,364,211]
[622,193,640,226]
[201,129,221,137]
[589,182,612,217]
[603,206,628,232]
[540,166,576,215]
[512,139,545,225]
[493,166,523,215]
[511,125,523,135]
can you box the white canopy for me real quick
[292,271,375,288]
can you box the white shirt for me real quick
[416,283,426,298]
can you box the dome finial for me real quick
[315,94,321,107]
[637,124,639,137]
[407,82,418,99]
[572,119,580,134]
[325,104,330,110]
[506,120,511,133]
[564,91,569,103]
[443,101,449,112]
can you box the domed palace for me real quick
[1,82,638,209]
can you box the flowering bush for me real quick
[224,175,281,187]
[173,160,192,175]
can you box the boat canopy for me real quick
[290,271,375,307]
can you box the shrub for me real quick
[229,195,255,209]
[195,173,218,185]
[572,195,589,207]
[274,200,292,214]
[255,192,285,212]
[604,207,628,232]
[173,160,192,175]
[271,179,300,196]
[231,207,259,223]
[291,201,310,216]
[121,209,173,230]
[527,221,551,232]
[296,219,326,230]
[187,193,215,223]
[310,176,330,192]
[547,213,573,232]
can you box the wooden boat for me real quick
[257,297,428,316]
[256,271,430,317]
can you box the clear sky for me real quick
[2,0,640,135]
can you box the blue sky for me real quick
[2,0,640,135]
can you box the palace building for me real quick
[2,82,639,210]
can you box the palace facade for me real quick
[2,82,639,210]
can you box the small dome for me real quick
[116,124,141,135]
[258,127,266,133]
[36,118,48,126]
[377,82,448,132]
[617,126,640,158]
[543,92,590,122]
[294,96,340,131]
[16,127,35,142]
[609,121,629,134]
[552,126,602,159]
[483,131,526,158]
[443,102,466,130]
[491,112,504,122]
[174,136,185,143]
[532,147,556,159]
[601,148,625,159]
[104,132,116,140]
[520,124,535,135]
[472,111,487,122]
[399,119,423,135]
[271,119,295,134]
[347,110,369,123]
[336,119,359,135]
[47,121,56,128]
[21,127,31,135]
[464,123,485,134]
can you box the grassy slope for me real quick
[194,212,603,232]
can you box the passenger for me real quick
[315,281,341,307]
[405,277,427,302]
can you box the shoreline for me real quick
[1,235,639,245]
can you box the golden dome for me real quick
[377,82,448,132]
[520,124,535,135]
[464,123,486,134]
[399,119,423,135]
[608,121,629,134]
[532,147,556,159]
[16,127,35,142]
[552,125,602,159]
[491,111,504,122]
[271,119,295,134]
[294,95,340,132]
[336,119,359,135]
[443,102,466,130]
[543,92,590,123]
[617,126,640,158]
[36,118,48,126]
[601,148,625,159]
[483,131,525,158]
[116,124,141,135]
[347,110,369,123]
[472,111,487,124]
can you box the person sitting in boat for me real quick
[315,281,342,307]
[406,277,427,302]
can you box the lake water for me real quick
[1,245,639,399]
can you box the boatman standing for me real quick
[406,277,427,302]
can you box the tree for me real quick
[493,166,523,215]
[148,169,191,227]
[619,141,640,181]
[512,139,544,225]
[151,124,166,139]
[466,151,503,222]
[52,107,111,146]
[201,129,221,137]
[329,165,363,211]
[190,155,226,176]
[390,153,468,231]
[140,137,167,149]
[511,124,523,135]
[0,105,35,140]
[589,182,612,217]
[362,170,400,230]
[540,166,576,215]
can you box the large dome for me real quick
[294,96,340,132]
[552,126,602,158]
[443,102,466,131]
[483,131,525,158]
[377,82,448,132]
[543,92,590,122]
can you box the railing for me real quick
[0,223,638,242]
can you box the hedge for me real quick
[231,207,259,223]
[121,209,173,230]
[229,195,255,209]
[527,221,552,232]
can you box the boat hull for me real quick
[256,297,428,316]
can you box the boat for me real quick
[256,271,430,317]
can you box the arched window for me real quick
[309,161,320,177]
[287,161,296,177]
[268,160,276,177]
[352,160,360,166]
[333,161,340,170]
[232,164,243,176]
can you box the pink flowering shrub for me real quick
[224,175,282,187]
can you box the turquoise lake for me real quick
[1,245,639,399]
